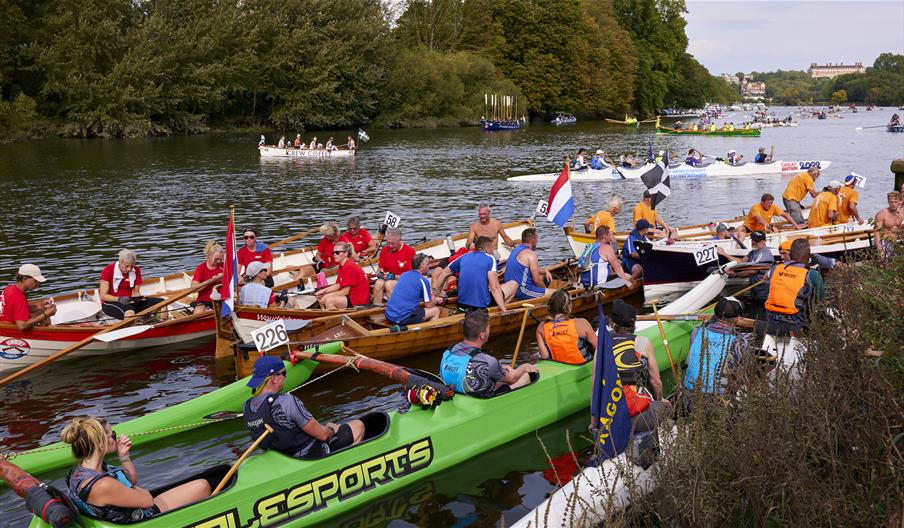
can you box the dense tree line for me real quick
[749,54,904,106]
[0,0,735,138]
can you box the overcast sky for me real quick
[686,1,904,75]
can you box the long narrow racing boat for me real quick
[259,145,356,158]
[657,124,761,137]
[507,159,830,182]
[24,319,696,528]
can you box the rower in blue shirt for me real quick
[621,220,652,281]
[433,236,509,313]
[590,149,608,170]
[385,253,445,325]
[685,148,704,166]
[753,146,772,163]
[500,228,554,301]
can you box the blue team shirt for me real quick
[449,251,497,308]
[385,270,432,323]
[621,232,649,270]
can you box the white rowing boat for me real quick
[258,145,355,158]
[507,160,831,182]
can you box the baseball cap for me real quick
[18,264,47,282]
[245,261,268,278]
[843,173,858,185]
[714,296,744,318]
[610,299,636,326]
[751,230,766,242]
[595,149,604,155]
[715,223,729,233]
[829,180,842,189]
[247,356,286,389]
[635,219,653,230]
[779,239,793,251]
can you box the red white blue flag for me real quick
[220,210,238,317]
[547,163,574,227]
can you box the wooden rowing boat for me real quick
[258,145,356,158]
[506,160,830,182]
[657,125,761,137]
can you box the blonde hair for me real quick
[320,222,340,238]
[334,242,352,256]
[60,417,108,460]
[204,241,224,258]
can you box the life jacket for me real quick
[611,334,650,416]
[764,263,808,315]
[542,319,591,365]
[578,242,600,270]
[243,393,315,456]
[66,465,157,523]
[440,344,484,393]
[684,323,738,394]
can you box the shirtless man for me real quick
[465,204,517,251]
[500,228,554,301]
[874,191,903,261]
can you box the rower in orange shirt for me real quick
[633,190,674,239]
[583,197,621,234]
[837,174,864,224]
[742,193,801,233]
[807,180,841,228]
[781,166,820,224]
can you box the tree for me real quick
[831,90,848,105]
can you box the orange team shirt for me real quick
[837,186,859,223]
[807,191,839,228]
[744,202,783,232]
[782,172,815,202]
[633,202,657,225]
[585,210,616,234]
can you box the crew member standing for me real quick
[781,166,820,225]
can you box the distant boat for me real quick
[482,93,524,131]
[605,114,638,125]
[259,146,355,158]
[550,113,577,126]
[888,125,904,133]
[656,124,761,137]
[482,118,525,131]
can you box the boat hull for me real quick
[888,125,904,132]
[507,160,830,182]
[482,120,524,131]
[657,126,761,137]
[259,146,355,158]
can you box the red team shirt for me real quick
[192,263,224,303]
[317,237,338,268]
[378,244,415,276]
[340,229,373,255]
[0,285,30,323]
[237,246,273,273]
[100,263,143,297]
[337,260,370,306]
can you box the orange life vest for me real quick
[542,319,590,365]
[764,263,808,314]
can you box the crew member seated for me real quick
[535,290,596,364]
[440,311,538,397]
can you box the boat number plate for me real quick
[850,172,866,188]
[693,245,719,266]
[251,319,290,352]
[383,211,402,228]
[536,199,549,216]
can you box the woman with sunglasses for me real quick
[237,227,273,287]
[190,241,225,314]
[314,222,342,270]
[61,417,210,522]
[315,242,370,310]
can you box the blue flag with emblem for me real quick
[589,301,631,463]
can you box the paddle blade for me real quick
[92,325,154,342]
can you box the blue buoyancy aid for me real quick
[580,245,611,288]
[66,465,157,523]
[440,345,483,393]
[684,323,738,394]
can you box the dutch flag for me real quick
[547,163,574,228]
[220,211,238,317]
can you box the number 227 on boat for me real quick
[183,438,434,528]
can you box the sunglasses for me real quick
[110,430,117,441]
[333,250,346,255]
[244,235,256,240]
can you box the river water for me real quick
[1,107,902,526]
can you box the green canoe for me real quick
[657,126,761,137]
[28,321,695,528]
[6,343,332,479]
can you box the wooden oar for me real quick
[0,276,221,388]
[854,125,890,130]
[510,303,535,369]
[638,313,755,329]
[268,227,320,250]
[211,424,272,496]
[651,302,680,386]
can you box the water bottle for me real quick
[445,234,456,253]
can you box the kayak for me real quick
[506,160,831,182]
[3,344,329,479]
[26,320,695,528]
[259,146,355,158]
[657,125,761,137]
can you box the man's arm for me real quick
[432,266,453,294]
[497,221,516,247]
[526,253,550,286]
[464,224,478,249]
[781,211,801,229]
[603,248,632,286]
[808,186,819,198]
[849,202,863,223]
[487,270,508,311]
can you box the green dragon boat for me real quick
[5,343,332,479]
[27,321,695,528]
[656,125,761,137]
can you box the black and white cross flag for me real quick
[640,149,671,209]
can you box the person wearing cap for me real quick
[315,242,370,310]
[633,190,673,239]
[385,253,444,325]
[743,193,801,233]
[759,238,825,336]
[583,196,621,236]
[99,250,165,320]
[243,356,365,458]
[501,228,555,302]
[608,300,670,432]
[371,227,415,305]
[778,239,835,270]
[782,166,820,225]
[433,236,508,314]
[778,239,793,262]
[837,174,863,224]
[717,231,775,304]
[682,297,751,410]
[1,264,57,330]
[579,226,633,289]
[240,261,282,308]
[711,223,732,240]
[590,149,607,170]
[339,216,377,259]
[806,181,841,228]
[726,149,742,166]
[753,147,772,164]
[237,227,273,287]
[621,220,652,281]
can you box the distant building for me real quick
[742,81,766,96]
[721,73,740,85]
[808,62,866,79]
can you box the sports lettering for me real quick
[596,380,624,445]
[0,338,30,360]
[183,438,434,528]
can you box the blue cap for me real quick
[635,219,653,230]
[247,356,286,389]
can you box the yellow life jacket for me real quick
[765,263,808,314]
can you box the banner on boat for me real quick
[590,304,631,462]
[546,164,574,227]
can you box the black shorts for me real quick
[300,423,355,458]
[190,300,213,309]
[456,304,488,315]
[389,307,425,326]
[101,297,165,320]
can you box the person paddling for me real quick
[535,289,596,364]
[1,264,56,330]
[440,311,538,398]
[753,146,772,163]
[742,193,801,233]
[243,356,365,458]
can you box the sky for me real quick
[685,1,904,75]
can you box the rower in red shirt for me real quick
[315,243,370,310]
[1,264,56,330]
[340,217,377,259]
[372,227,415,304]
[99,249,165,320]
[191,241,225,314]
[237,227,273,286]
[315,222,342,270]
